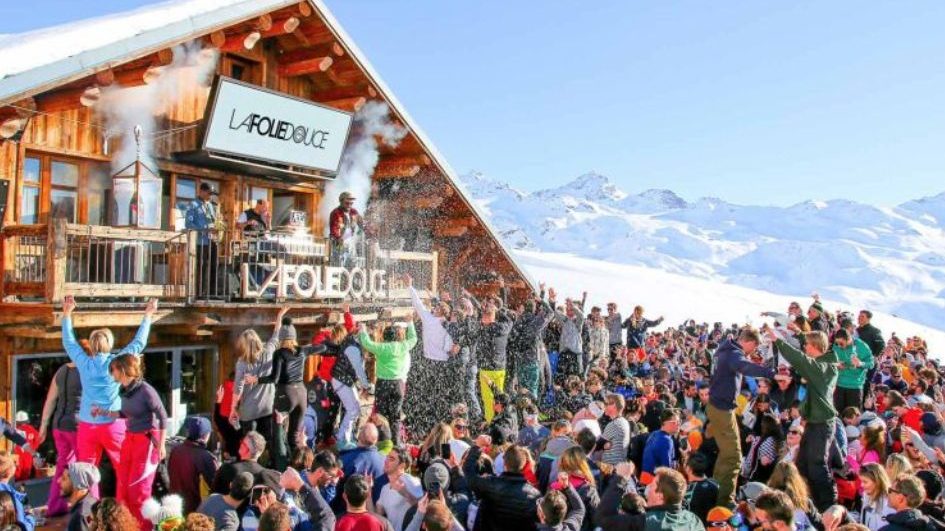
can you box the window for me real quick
[18,154,110,225]
[20,157,40,224]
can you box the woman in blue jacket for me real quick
[60,294,157,498]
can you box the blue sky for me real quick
[4,1,945,205]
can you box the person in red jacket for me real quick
[13,411,39,481]
[311,304,357,447]
[329,192,364,268]
[886,390,924,433]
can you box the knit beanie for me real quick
[279,317,297,342]
[424,461,451,491]
[810,301,824,314]
[67,462,101,491]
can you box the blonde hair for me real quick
[237,329,265,364]
[886,453,913,480]
[420,422,453,456]
[767,461,809,509]
[89,328,114,354]
[804,331,829,353]
[330,324,348,344]
[860,463,891,502]
[558,447,596,488]
[280,339,298,351]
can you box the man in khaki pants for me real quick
[706,328,774,507]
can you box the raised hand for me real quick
[342,302,350,314]
[63,295,77,316]
[277,306,290,321]
[404,274,413,287]
[615,462,635,479]
[145,298,159,316]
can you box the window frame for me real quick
[17,152,110,225]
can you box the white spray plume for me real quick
[321,101,407,234]
[95,41,219,172]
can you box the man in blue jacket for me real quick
[642,408,681,486]
[706,328,774,507]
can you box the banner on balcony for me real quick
[241,263,390,300]
[202,76,353,175]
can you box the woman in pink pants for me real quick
[37,362,82,516]
[60,295,157,497]
[99,353,167,529]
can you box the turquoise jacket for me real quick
[62,316,151,424]
[833,338,874,390]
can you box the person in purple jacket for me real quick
[706,328,775,507]
[97,353,168,529]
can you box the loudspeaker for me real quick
[0,179,8,227]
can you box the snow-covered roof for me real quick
[0,0,536,289]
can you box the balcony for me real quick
[0,222,437,327]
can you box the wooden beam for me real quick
[374,162,421,178]
[434,225,468,238]
[278,56,333,77]
[279,43,344,64]
[95,69,116,86]
[255,14,274,32]
[209,30,227,49]
[219,31,262,52]
[0,326,61,339]
[311,84,376,101]
[298,24,335,43]
[34,86,100,114]
[259,15,301,39]
[297,1,313,17]
[112,65,151,87]
[379,153,431,167]
[319,96,365,112]
[401,196,445,210]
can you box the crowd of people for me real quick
[0,282,941,531]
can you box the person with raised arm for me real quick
[358,314,418,446]
[706,327,774,507]
[61,295,156,496]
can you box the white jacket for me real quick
[410,286,453,361]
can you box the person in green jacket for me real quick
[766,328,838,512]
[832,327,874,413]
[358,317,418,446]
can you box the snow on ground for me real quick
[517,250,945,356]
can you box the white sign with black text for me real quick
[203,76,353,174]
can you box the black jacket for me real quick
[857,323,886,358]
[879,509,939,531]
[462,445,541,530]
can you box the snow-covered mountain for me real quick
[459,171,945,332]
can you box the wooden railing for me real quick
[1,223,438,305]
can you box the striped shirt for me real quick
[601,417,631,464]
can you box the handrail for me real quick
[1,223,439,305]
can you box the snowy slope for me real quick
[461,171,945,332]
[517,250,945,354]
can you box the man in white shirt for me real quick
[406,274,455,361]
[377,446,424,531]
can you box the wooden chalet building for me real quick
[0,0,532,455]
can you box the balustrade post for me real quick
[186,230,197,304]
[45,219,66,304]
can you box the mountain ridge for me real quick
[460,170,945,331]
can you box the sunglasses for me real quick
[454,424,468,430]
[788,430,803,435]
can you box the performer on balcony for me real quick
[237,199,270,235]
[185,182,222,298]
[329,191,364,268]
